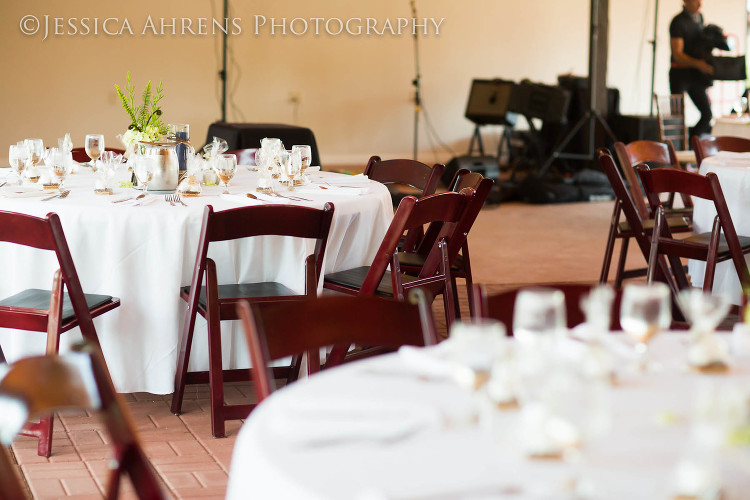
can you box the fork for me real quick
[270,192,312,202]
[173,193,188,206]
[165,194,176,206]
[42,189,70,201]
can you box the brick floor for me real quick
[4,200,615,498]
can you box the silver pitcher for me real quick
[135,138,194,191]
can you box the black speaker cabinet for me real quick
[442,155,500,187]
[465,79,518,126]
[508,80,571,124]
[609,114,659,144]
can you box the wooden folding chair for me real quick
[171,203,334,438]
[636,165,750,296]
[654,93,695,165]
[0,342,167,499]
[471,283,623,335]
[70,147,126,164]
[237,291,437,403]
[598,150,689,288]
[691,135,750,166]
[0,210,120,457]
[323,189,474,331]
[397,168,493,317]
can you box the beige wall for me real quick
[0,0,745,167]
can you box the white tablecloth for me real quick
[226,334,750,499]
[690,152,750,304]
[712,116,750,140]
[0,167,393,393]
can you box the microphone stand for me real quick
[411,0,421,161]
[649,0,659,116]
[219,0,228,122]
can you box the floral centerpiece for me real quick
[115,72,169,156]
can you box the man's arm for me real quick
[671,37,714,74]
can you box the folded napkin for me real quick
[321,173,370,186]
[220,192,289,205]
[296,184,370,196]
[393,344,476,387]
[2,188,48,198]
[713,151,750,160]
[267,395,440,447]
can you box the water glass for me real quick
[85,134,105,169]
[292,145,312,171]
[51,150,73,188]
[8,144,29,185]
[23,139,44,167]
[133,155,157,192]
[213,154,237,194]
[169,123,190,173]
[513,287,566,342]
[620,283,671,369]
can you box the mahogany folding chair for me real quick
[226,148,258,166]
[398,168,493,317]
[598,149,689,288]
[636,165,750,296]
[691,135,750,166]
[0,210,120,457]
[71,147,126,164]
[471,283,623,335]
[237,290,437,403]
[654,93,695,165]
[171,203,334,438]
[324,189,474,330]
[0,342,167,499]
[364,156,445,198]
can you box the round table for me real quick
[226,334,750,499]
[0,166,393,393]
[690,152,750,304]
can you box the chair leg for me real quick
[599,202,621,284]
[171,298,201,415]
[451,275,461,320]
[205,266,226,438]
[614,237,630,289]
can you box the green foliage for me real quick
[114,72,168,134]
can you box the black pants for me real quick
[669,68,712,139]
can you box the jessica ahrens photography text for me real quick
[19,15,446,41]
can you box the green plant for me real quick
[114,72,169,136]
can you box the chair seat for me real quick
[618,215,690,234]
[682,233,750,256]
[0,289,115,325]
[396,252,465,272]
[181,282,298,309]
[324,267,420,297]
[674,149,697,165]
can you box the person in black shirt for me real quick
[669,0,714,138]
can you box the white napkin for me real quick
[267,396,440,447]
[392,344,476,386]
[119,195,156,207]
[321,173,370,186]
[296,184,370,196]
[2,188,48,198]
[220,192,289,205]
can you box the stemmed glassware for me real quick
[213,154,237,194]
[51,149,73,189]
[24,139,44,168]
[292,145,312,173]
[288,148,303,188]
[8,144,29,185]
[620,282,671,370]
[133,154,157,193]
[85,134,105,170]
[733,96,748,118]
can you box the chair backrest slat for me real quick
[0,210,57,250]
[364,156,444,196]
[238,294,437,401]
[692,135,750,166]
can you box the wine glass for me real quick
[287,149,302,188]
[133,154,157,193]
[450,319,506,391]
[733,97,748,118]
[85,134,105,170]
[620,282,671,370]
[292,145,312,172]
[213,154,237,194]
[513,287,566,342]
[23,139,44,167]
[51,149,73,189]
[8,144,29,185]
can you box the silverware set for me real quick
[112,193,147,204]
[165,193,187,206]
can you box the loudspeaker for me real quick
[508,80,571,124]
[442,155,500,187]
[465,79,518,126]
[609,114,659,144]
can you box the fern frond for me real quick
[139,81,152,125]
